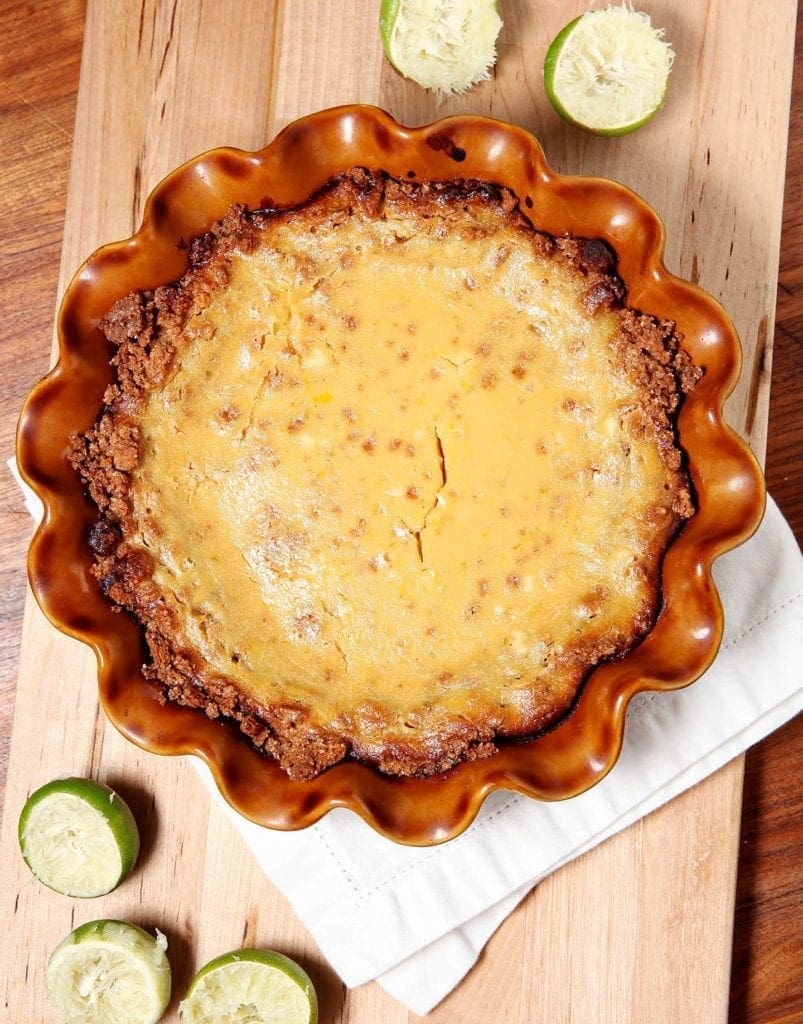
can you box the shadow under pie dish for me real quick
[18,106,765,844]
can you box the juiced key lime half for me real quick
[544,4,674,136]
[18,776,140,897]
[380,0,502,94]
[46,919,171,1024]
[179,948,318,1024]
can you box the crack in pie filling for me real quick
[71,168,701,780]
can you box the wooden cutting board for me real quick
[0,2,796,1021]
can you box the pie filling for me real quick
[71,168,701,779]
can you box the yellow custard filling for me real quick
[132,196,672,730]
[73,170,697,778]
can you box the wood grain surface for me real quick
[0,2,800,1023]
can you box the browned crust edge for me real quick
[69,168,701,780]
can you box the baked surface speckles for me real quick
[70,168,701,780]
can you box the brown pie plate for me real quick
[17,105,765,845]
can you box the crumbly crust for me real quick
[70,168,701,780]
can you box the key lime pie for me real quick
[71,168,701,780]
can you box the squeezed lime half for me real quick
[46,919,171,1024]
[544,4,674,136]
[18,776,140,897]
[380,0,502,94]
[179,948,318,1024]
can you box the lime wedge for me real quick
[179,948,318,1024]
[46,919,171,1024]
[18,777,140,897]
[380,0,502,95]
[543,4,674,136]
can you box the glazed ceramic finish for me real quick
[17,106,765,844]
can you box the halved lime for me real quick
[18,777,140,897]
[179,948,318,1024]
[46,919,171,1024]
[380,0,502,95]
[543,4,674,136]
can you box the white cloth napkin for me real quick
[9,459,803,1015]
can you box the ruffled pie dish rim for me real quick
[17,105,765,846]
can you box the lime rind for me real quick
[543,16,583,124]
[380,0,502,95]
[179,948,318,1024]
[18,777,140,897]
[46,919,171,1024]
[543,5,674,136]
[378,0,401,65]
